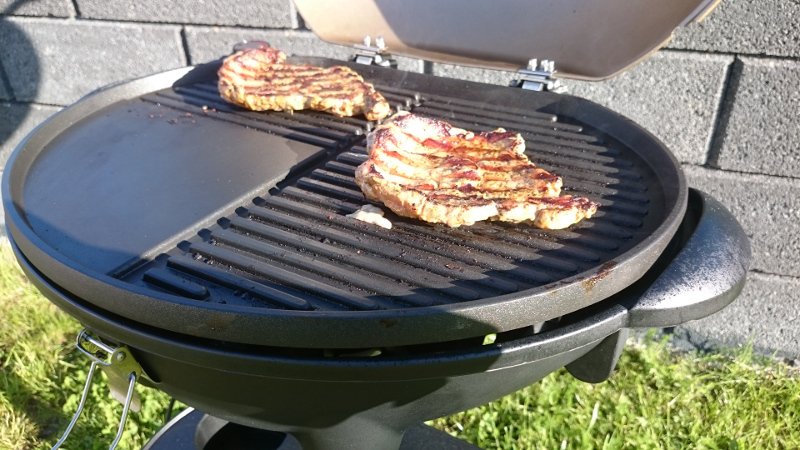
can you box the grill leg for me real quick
[291,417,404,450]
[565,329,629,383]
[291,421,480,450]
[145,408,479,450]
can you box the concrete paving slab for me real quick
[430,51,731,165]
[569,51,731,165]
[0,101,60,167]
[76,0,295,28]
[0,0,73,18]
[0,60,10,100]
[0,169,4,238]
[713,58,800,178]
[676,272,800,359]
[0,17,185,105]
[684,165,800,277]
[431,63,515,86]
[670,0,800,58]
[185,27,424,72]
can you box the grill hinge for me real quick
[353,36,398,69]
[512,59,566,93]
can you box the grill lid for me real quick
[294,0,720,80]
[2,59,687,348]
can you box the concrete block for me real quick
[676,272,800,358]
[670,0,800,59]
[0,172,3,228]
[1,101,60,238]
[75,0,295,28]
[0,18,185,105]
[713,58,800,178]
[431,63,515,86]
[0,0,73,18]
[0,169,4,237]
[684,166,800,277]
[431,52,730,165]
[0,101,60,167]
[185,27,423,72]
[569,51,732,165]
[0,64,10,100]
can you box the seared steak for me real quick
[354,112,598,229]
[218,43,391,120]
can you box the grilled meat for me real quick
[354,112,598,229]
[218,43,391,120]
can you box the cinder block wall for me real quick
[1,1,798,357]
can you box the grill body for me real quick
[13,240,631,449]
[12,187,749,450]
[3,58,688,348]
[1,59,750,450]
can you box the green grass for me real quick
[1,240,799,449]
[431,342,800,449]
[0,242,175,450]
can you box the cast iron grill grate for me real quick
[142,82,370,149]
[121,79,657,314]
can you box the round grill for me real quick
[2,58,686,348]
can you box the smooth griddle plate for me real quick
[4,58,685,348]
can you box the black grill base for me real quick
[144,408,479,450]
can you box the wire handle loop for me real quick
[51,330,141,450]
[50,360,98,450]
[75,329,116,366]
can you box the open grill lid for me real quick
[294,0,721,80]
[2,60,687,348]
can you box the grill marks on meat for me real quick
[218,44,391,121]
[354,112,599,229]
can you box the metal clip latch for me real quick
[353,35,397,69]
[512,59,566,93]
[51,330,144,450]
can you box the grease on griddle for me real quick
[581,261,617,293]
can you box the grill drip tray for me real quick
[144,408,478,450]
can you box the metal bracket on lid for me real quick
[51,330,144,450]
[353,35,398,68]
[512,59,567,93]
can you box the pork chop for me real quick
[218,43,391,121]
[354,112,598,229]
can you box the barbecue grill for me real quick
[2,0,749,448]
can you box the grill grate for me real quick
[121,77,659,315]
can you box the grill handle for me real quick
[625,188,751,328]
[50,330,141,450]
